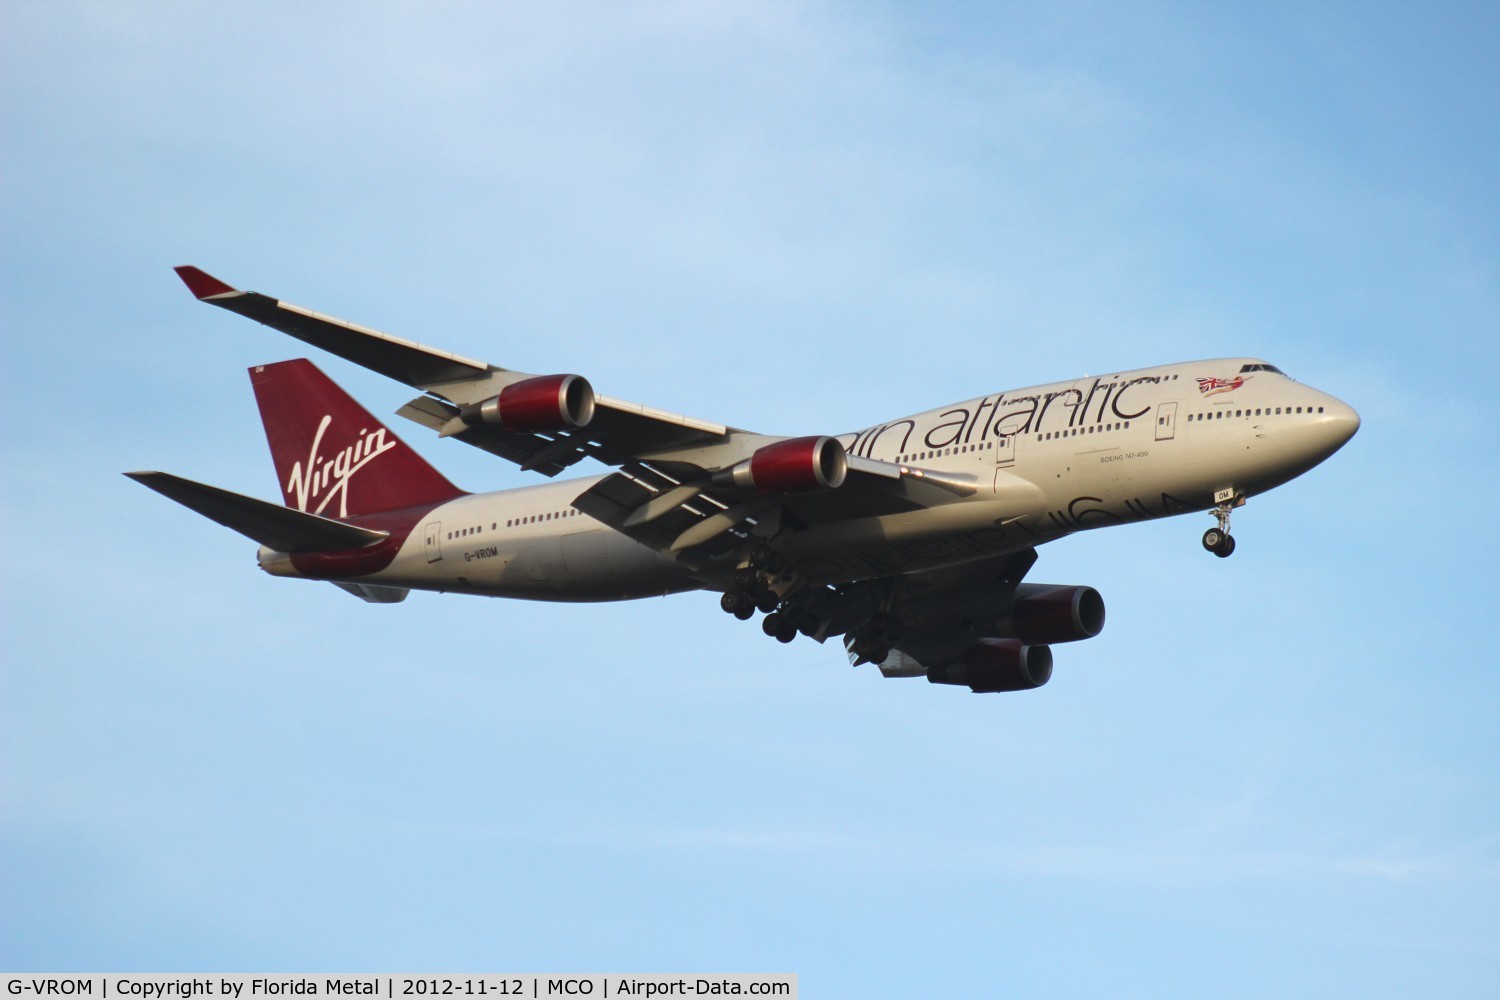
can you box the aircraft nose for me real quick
[1315,395,1361,455]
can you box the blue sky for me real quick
[4,2,1497,995]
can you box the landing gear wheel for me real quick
[1204,492,1243,557]
[720,592,742,614]
[793,609,820,637]
[1202,528,1235,557]
[761,612,797,643]
[755,590,780,614]
[733,603,755,621]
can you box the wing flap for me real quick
[126,471,389,553]
[396,395,591,475]
[573,464,749,568]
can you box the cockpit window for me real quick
[1239,363,1286,375]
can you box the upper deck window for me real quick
[1239,363,1286,375]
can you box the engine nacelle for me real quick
[927,639,1053,693]
[461,374,595,431]
[713,436,848,494]
[1009,584,1106,644]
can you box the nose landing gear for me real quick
[1202,527,1236,557]
[1202,491,1244,558]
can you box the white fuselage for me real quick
[260,358,1359,599]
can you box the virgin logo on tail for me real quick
[285,414,397,516]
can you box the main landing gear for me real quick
[1201,493,1243,558]
[719,544,907,665]
[718,544,819,644]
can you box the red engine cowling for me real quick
[462,374,596,431]
[714,436,848,494]
[927,639,1053,693]
[1010,584,1106,644]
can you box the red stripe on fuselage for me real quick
[287,501,438,578]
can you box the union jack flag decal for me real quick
[1197,375,1247,397]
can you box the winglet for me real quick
[173,265,238,299]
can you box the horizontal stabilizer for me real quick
[126,471,389,553]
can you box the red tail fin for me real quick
[250,359,465,518]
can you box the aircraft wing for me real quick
[173,267,983,567]
[174,266,743,476]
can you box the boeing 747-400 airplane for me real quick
[130,267,1359,693]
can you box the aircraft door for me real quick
[1155,402,1178,441]
[424,521,443,563]
[993,418,1025,468]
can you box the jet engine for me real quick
[712,436,848,494]
[927,638,1053,693]
[460,374,596,431]
[1008,584,1106,644]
